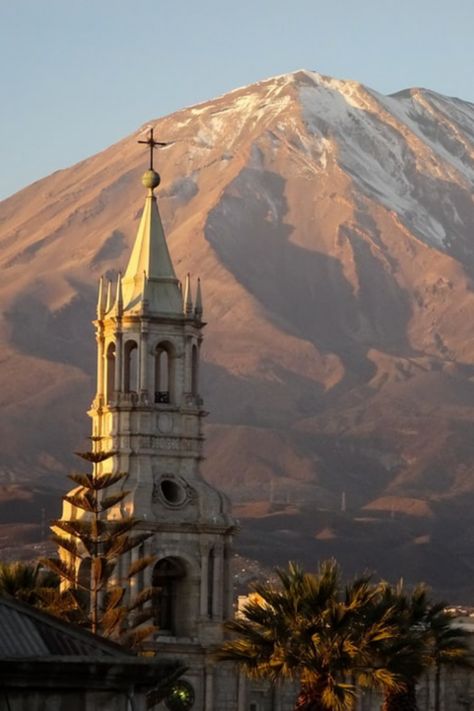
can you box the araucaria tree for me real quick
[218,560,400,711]
[43,446,155,647]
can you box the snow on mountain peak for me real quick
[293,73,473,249]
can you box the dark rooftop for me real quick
[0,594,131,658]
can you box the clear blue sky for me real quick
[1,0,473,200]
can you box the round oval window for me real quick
[165,680,195,711]
[160,478,185,505]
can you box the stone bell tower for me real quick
[76,131,239,710]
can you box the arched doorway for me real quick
[152,557,186,635]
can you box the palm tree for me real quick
[0,560,82,622]
[0,561,58,605]
[375,581,428,711]
[377,582,472,711]
[424,603,472,711]
[217,560,399,711]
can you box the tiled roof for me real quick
[0,595,131,658]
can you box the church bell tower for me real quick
[76,130,238,709]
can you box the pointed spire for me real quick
[121,168,182,315]
[195,278,203,320]
[115,273,123,316]
[123,180,177,283]
[105,280,113,313]
[96,276,105,319]
[184,273,193,315]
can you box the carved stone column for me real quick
[200,543,209,618]
[140,325,149,398]
[129,544,140,597]
[212,543,224,619]
[195,336,202,398]
[114,329,122,393]
[95,326,105,402]
[237,669,246,711]
[204,665,214,711]
[223,542,233,618]
[184,335,192,397]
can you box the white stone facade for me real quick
[60,165,240,710]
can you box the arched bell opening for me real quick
[154,342,175,404]
[152,557,190,636]
[124,339,138,393]
[105,342,116,403]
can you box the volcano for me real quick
[1,70,474,598]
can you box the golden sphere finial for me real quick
[142,169,161,190]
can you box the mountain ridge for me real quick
[1,70,474,598]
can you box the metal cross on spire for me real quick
[138,127,169,171]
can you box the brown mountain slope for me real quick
[1,70,474,598]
